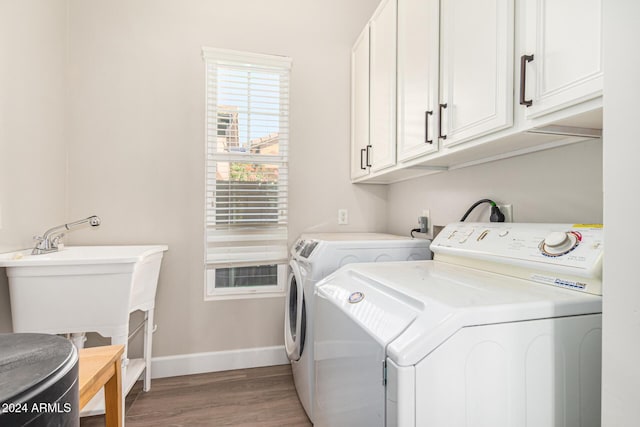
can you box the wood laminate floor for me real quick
[80,364,312,427]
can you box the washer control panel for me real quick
[431,223,604,293]
[300,241,319,258]
[293,239,306,253]
[291,239,320,259]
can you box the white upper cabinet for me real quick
[397,0,440,162]
[351,26,370,180]
[350,0,603,184]
[369,0,397,173]
[439,0,514,147]
[520,0,603,119]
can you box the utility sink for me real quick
[0,245,167,339]
[0,245,168,410]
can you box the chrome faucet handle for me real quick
[32,235,49,255]
[51,234,64,246]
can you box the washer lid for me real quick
[0,333,77,403]
[317,260,602,367]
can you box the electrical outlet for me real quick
[497,204,513,222]
[338,208,349,225]
[422,209,432,237]
[418,216,428,233]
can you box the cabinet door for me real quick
[369,0,397,173]
[521,0,603,119]
[397,0,440,162]
[351,26,370,180]
[439,0,514,147]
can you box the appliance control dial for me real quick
[539,231,581,257]
[545,232,569,247]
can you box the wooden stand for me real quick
[79,345,125,427]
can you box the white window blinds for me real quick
[203,47,291,272]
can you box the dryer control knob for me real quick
[544,232,569,247]
[540,231,579,257]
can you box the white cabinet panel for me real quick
[397,0,440,162]
[351,26,370,180]
[369,0,397,172]
[350,0,602,184]
[521,0,603,119]
[439,0,514,147]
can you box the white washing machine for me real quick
[314,223,603,427]
[285,233,431,422]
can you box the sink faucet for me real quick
[32,215,102,255]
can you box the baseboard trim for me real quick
[150,345,289,379]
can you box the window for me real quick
[202,47,291,299]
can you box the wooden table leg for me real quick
[103,356,123,427]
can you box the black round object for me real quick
[0,333,79,426]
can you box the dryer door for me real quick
[285,261,304,361]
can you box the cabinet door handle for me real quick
[360,148,366,170]
[365,145,372,167]
[520,54,534,107]
[425,110,433,144]
[438,103,447,140]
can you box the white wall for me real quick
[0,0,68,332]
[63,0,385,357]
[601,1,640,424]
[386,139,603,236]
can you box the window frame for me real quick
[202,47,291,300]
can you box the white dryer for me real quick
[285,233,431,422]
[314,223,604,427]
